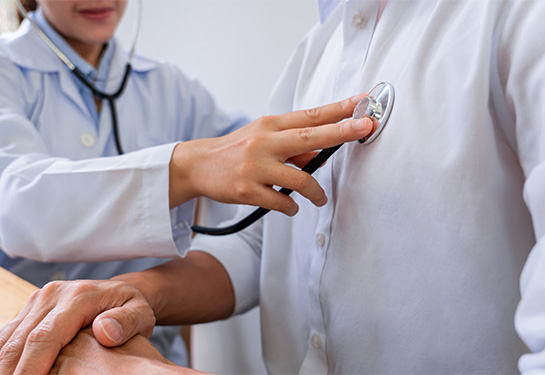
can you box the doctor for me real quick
[0,0,373,367]
[9,0,543,374]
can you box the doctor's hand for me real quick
[0,280,154,375]
[169,93,374,214]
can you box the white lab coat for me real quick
[0,19,245,263]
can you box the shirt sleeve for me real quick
[501,2,545,373]
[190,206,262,315]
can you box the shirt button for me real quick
[316,233,326,247]
[311,334,322,349]
[352,13,367,29]
[51,271,67,281]
[80,133,95,148]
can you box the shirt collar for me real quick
[32,7,114,87]
[318,0,341,23]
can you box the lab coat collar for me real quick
[3,18,157,117]
[4,18,157,74]
[318,0,341,23]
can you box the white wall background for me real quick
[117,0,319,118]
[117,1,319,373]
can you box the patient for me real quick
[3,0,545,374]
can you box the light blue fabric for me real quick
[32,8,113,126]
[318,0,340,23]
[0,13,249,365]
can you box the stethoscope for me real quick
[15,1,395,236]
[14,0,142,155]
[191,82,395,235]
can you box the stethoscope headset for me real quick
[15,0,395,236]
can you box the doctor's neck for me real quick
[35,0,126,68]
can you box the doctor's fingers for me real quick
[271,93,369,131]
[0,280,154,375]
[273,117,374,159]
[248,164,327,215]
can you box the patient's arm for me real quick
[49,327,205,375]
[0,251,233,375]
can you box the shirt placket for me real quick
[334,0,379,99]
[301,2,379,373]
[300,156,335,374]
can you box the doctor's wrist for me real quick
[168,142,201,209]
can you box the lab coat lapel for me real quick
[5,19,90,117]
[95,40,157,154]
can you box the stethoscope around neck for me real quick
[15,1,395,236]
[14,0,142,155]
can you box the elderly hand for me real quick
[49,328,202,375]
[0,279,155,375]
[169,93,374,214]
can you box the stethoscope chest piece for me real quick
[192,81,396,236]
[354,82,395,144]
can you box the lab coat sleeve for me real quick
[0,57,183,262]
[190,206,262,315]
[0,145,183,263]
[502,2,545,374]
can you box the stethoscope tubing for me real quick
[190,143,343,235]
[71,65,133,155]
[15,0,140,155]
[15,0,392,237]
[192,81,395,236]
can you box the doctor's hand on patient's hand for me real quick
[168,93,374,214]
[0,279,154,375]
[49,327,202,375]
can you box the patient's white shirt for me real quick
[193,1,545,373]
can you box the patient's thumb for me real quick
[95,317,124,345]
[91,305,156,347]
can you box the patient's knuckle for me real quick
[26,324,57,346]
[0,322,18,346]
[40,280,63,295]
[0,337,23,362]
[122,310,138,329]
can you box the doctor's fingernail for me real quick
[318,195,328,207]
[351,93,368,104]
[98,317,123,344]
[351,118,371,132]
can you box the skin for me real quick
[167,99,376,215]
[0,1,378,373]
[49,328,201,375]
[36,0,127,67]
[34,0,375,217]
[0,252,233,374]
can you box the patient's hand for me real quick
[49,328,201,375]
[0,279,156,375]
